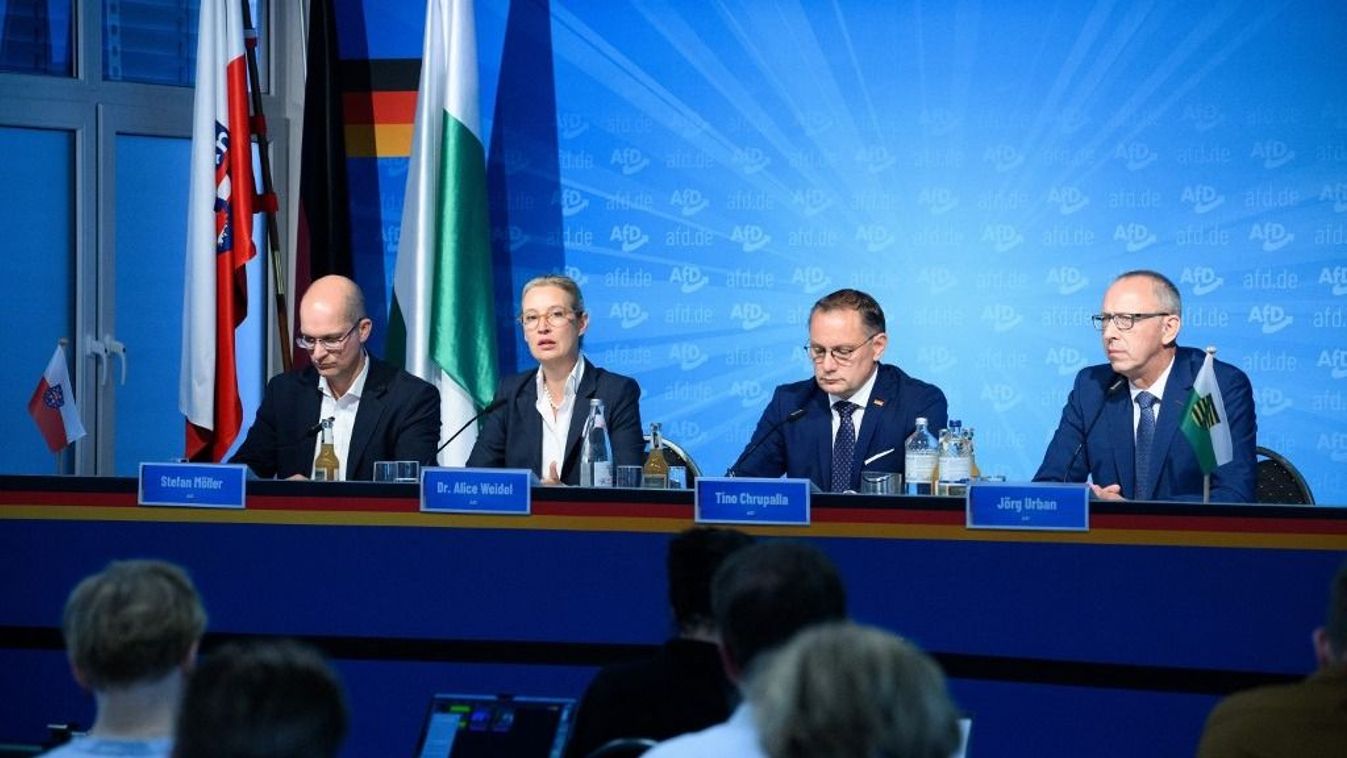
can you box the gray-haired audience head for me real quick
[749,622,962,758]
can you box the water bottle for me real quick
[579,399,614,487]
[904,416,939,495]
[937,418,972,495]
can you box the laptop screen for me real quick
[415,693,576,758]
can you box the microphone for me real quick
[437,398,507,454]
[726,408,807,477]
[1062,376,1125,480]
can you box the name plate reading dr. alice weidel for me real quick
[421,468,534,515]
[138,462,247,509]
[966,481,1090,531]
[694,477,812,526]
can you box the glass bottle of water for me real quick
[937,418,971,495]
[904,416,939,495]
[580,399,613,488]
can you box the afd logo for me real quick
[799,111,835,137]
[731,303,770,330]
[983,144,1024,173]
[735,147,771,174]
[1321,183,1347,213]
[730,380,768,408]
[980,383,1023,413]
[981,304,1024,333]
[1181,104,1225,132]
[610,147,650,176]
[855,224,896,253]
[1252,140,1295,169]
[920,108,960,137]
[608,302,649,329]
[1114,223,1156,252]
[1318,433,1347,463]
[1256,387,1293,416]
[669,265,709,294]
[731,225,771,253]
[1046,346,1088,376]
[1047,186,1089,215]
[981,224,1023,253]
[1248,304,1294,334]
[1321,266,1347,296]
[1250,221,1294,252]
[1115,141,1158,171]
[793,188,835,217]
[557,188,588,217]
[663,419,708,447]
[506,225,528,252]
[855,145,897,173]
[1181,184,1225,214]
[669,188,709,217]
[919,188,959,215]
[610,224,649,253]
[919,267,958,295]
[791,266,832,295]
[1046,266,1089,295]
[917,346,957,372]
[563,265,589,288]
[668,342,709,371]
[557,113,590,140]
[1318,348,1347,379]
[1180,266,1225,296]
[1059,108,1089,135]
[502,148,530,175]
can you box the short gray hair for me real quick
[1115,269,1182,316]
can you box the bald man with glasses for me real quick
[731,288,948,493]
[1034,269,1257,502]
[231,275,440,480]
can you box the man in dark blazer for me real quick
[231,276,439,480]
[732,289,948,492]
[1034,270,1256,502]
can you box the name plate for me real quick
[966,481,1090,531]
[695,477,811,526]
[139,463,247,509]
[421,468,533,515]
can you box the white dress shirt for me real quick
[534,357,585,478]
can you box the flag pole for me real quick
[239,0,293,372]
[1203,474,1211,504]
[55,336,69,476]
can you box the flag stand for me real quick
[1203,474,1211,504]
[239,0,293,372]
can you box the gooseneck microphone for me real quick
[437,398,507,454]
[726,408,807,476]
[1062,376,1126,480]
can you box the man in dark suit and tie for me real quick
[230,275,440,480]
[731,288,948,492]
[1034,270,1257,502]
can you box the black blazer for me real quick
[230,357,440,480]
[466,358,644,485]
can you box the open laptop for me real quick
[413,693,576,758]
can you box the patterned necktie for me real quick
[1134,391,1158,500]
[832,401,859,492]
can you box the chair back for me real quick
[1254,446,1314,505]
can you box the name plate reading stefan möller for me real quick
[695,477,811,526]
[966,481,1090,531]
[421,468,533,515]
[139,463,247,509]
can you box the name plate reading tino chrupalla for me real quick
[138,462,247,509]
[421,468,535,515]
[695,477,812,526]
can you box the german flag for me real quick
[340,59,421,158]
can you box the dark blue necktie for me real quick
[832,401,858,492]
[1134,391,1158,500]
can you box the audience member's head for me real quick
[667,527,754,638]
[711,541,847,679]
[63,559,206,693]
[749,622,962,758]
[174,640,348,758]
[1314,559,1347,668]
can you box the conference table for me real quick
[2,475,1344,757]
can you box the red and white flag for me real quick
[28,345,87,453]
[179,0,257,462]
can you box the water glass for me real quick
[859,470,900,495]
[616,465,643,488]
[374,460,420,483]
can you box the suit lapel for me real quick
[347,359,390,477]
[811,388,833,487]
[854,367,896,465]
[562,360,599,480]
[514,370,544,476]
[1106,389,1136,498]
[1147,352,1195,500]
[293,370,324,474]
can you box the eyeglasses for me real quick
[804,332,879,365]
[518,307,577,330]
[1090,312,1171,331]
[296,322,360,352]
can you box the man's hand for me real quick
[1090,482,1124,500]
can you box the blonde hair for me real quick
[521,274,586,315]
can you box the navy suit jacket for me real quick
[466,358,645,485]
[733,363,948,492]
[1034,345,1257,503]
[230,357,441,480]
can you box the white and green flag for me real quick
[1180,349,1233,475]
[387,0,497,465]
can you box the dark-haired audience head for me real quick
[63,559,206,692]
[174,640,348,758]
[710,541,847,680]
[750,622,962,758]
[667,527,754,637]
[1314,559,1347,668]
